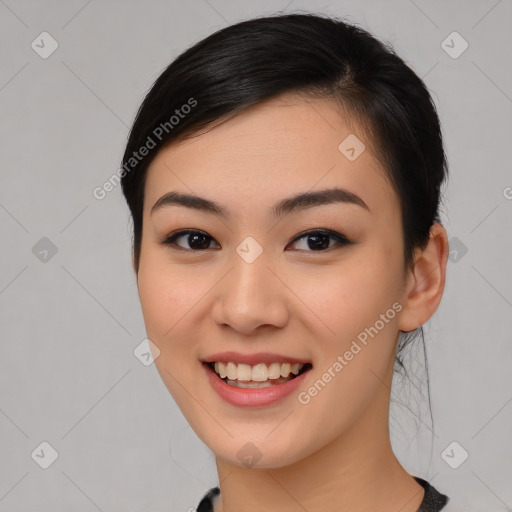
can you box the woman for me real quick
[120,12,450,512]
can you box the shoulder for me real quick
[413,476,449,512]
[196,486,220,512]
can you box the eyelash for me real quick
[158,229,352,253]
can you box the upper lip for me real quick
[201,351,311,366]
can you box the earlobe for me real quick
[398,223,449,332]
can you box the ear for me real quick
[398,223,449,332]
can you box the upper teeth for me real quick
[214,362,305,381]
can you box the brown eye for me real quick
[287,230,351,252]
[160,230,220,251]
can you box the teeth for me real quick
[226,362,237,380]
[214,362,225,379]
[213,361,306,381]
[268,362,281,379]
[281,363,291,377]
[291,363,302,375]
[251,363,268,382]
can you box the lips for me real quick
[202,360,312,407]
[200,351,313,406]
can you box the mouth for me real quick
[204,361,313,389]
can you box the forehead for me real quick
[143,93,398,223]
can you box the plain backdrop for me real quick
[1,1,511,511]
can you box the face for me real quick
[136,92,410,468]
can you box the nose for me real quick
[212,250,289,335]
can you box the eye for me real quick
[159,230,220,251]
[158,228,351,252]
[286,229,351,252]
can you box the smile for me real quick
[209,361,312,388]
[202,359,313,408]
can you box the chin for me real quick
[200,427,315,470]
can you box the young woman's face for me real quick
[136,92,411,468]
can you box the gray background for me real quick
[1,0,511,511]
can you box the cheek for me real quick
[136,249,198,338]
[289,257,402,447]
[297,251,401,339]
[136,263,204,413]
[295,244,403,410]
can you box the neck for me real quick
[213,366,425,512]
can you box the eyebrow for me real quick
[150,187,370,219]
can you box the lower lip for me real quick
[202,363,311,408]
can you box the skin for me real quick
[133,92,449,512]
